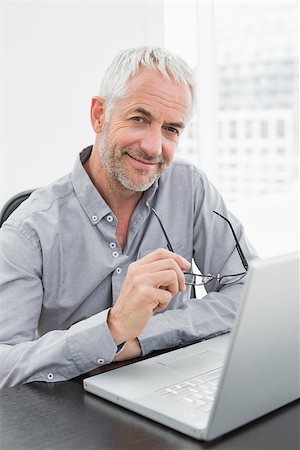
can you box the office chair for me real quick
[0,189,35,227]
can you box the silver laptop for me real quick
[84,252,299,441]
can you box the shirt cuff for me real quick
[67,308,117,373]
[138,312,177,356]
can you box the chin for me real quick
[119,174,157,192]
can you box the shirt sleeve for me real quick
[0,224,117,388]
[138,285,243,355]
[138,168,259,356]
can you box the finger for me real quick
[138,248,191,270]
[146,270,180,297]
[139,258,186,292]
[153,287,173,312]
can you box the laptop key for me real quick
[181,396,195,404]
[198,404,213,412]
[156,371,222,410]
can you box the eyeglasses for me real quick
[151,208,248,286]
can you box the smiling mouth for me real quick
[126,153,158,169]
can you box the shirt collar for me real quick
[72,146,110,225]
[71,146,159,225]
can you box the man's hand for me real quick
[107,248,191,346]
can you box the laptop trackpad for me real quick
[158,351,224,374]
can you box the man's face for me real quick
[98,68,192,192]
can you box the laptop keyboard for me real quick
[156,368,222,413]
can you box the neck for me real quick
[84,145,143,218]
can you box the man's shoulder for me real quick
[171,156,196,168]
[4,172,74,229]
[161,157,205,183]
[158,157,218,204]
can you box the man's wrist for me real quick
[107,307,125,346]
[113,338,142,362]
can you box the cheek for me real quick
[162,140,177,161]
[108,126,142,148]
[106,124,178,160]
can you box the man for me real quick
[0,47,256,388]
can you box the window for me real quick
[276,119,285,137]
[164,0,298,257]
[245,120,253,138]
[229,121,237,139]
[260,120,269,138]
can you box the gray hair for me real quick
[98,46,196,119]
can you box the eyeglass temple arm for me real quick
[213,210,248,271]
[151,208,175,252]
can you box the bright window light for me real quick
[164,0,299,258]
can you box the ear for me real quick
[90,96,106,133]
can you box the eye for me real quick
[131,116,146,123]
[164,126,180,136]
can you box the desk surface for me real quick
[0,367,299,450]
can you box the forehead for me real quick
[114,68,192,123]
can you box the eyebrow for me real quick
[134,107,186,130]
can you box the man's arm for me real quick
[0,224,190,386]
[107,249,190,344]
[109,248,191,361]
[129,170,258,358]
[0,225,119,387]
[137,283,244,357]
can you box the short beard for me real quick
[98,127,170,192]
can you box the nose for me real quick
[140,126,162,157]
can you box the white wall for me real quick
[0,1,164,205]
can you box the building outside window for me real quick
[164,0,298,257]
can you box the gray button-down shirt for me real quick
[0,147,256,387]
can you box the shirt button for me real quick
[47,372,54,380]
[107,215,113,223]
[116,267,122,274]
[97,358,105,365]
[92,215,98,222]
[112,251,119,258]
[109,242,116,249]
